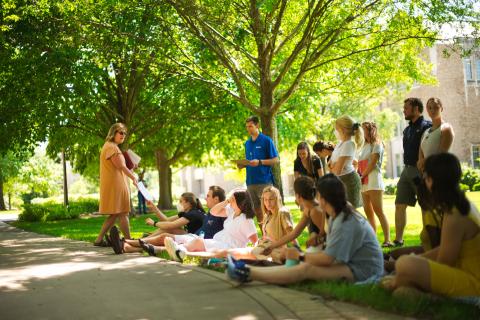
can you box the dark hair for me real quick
[233,190,255,219]
[426,97,443,109]
[293,176,316,201]
[404,97,424,113]
[313,141,335,152]
[245,116,259,125]
[181,192,205,213]
[422,153,470,216]
[209,185,226,202]
[316,174,356,221]
[296,142,316,175]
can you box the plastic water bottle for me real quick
[199,231,205,239]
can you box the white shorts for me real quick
[174,234,198,244]
[361,169,384,192]
[203,239,230,252]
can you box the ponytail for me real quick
[336,116,363,149]
[195,198,205,212]
[180,192,204,212]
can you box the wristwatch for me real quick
[259,159,263,166]
[299,252,305,262]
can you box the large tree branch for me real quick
[305,35,437,72]
[271,0,328,90]
[167,1,258,100]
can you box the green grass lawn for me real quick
[10,192,480,319]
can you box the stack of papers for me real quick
[137,181,153,201]
[127,149,141,167]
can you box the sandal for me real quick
[139,239,156,256]
[382,242,394,248]
[93,239,109,247]
[393,240,404,247]
[109,226,124,254]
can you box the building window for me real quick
[472,145,480,169]
[464,59,473,81]
[477,60,480,83]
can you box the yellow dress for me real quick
[99,142,130,215]
[429,203,480,297]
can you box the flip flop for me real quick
[93,239,109,247]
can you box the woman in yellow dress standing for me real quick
[94,123,138,246]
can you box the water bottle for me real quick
[199,231,205,239]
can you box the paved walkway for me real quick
[0,221,410,319]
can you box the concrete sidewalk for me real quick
[0,222,409,319]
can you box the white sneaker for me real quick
[164,237,184,262]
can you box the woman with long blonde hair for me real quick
[328,115,363,208]
[226,186,296,261]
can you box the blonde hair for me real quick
[261,186,282,217]
[336,115,363,149]
[105,123,127,143]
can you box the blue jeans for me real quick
[137,192,147,214]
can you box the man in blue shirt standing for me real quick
[394,98,431,246]
[238,116,280,229]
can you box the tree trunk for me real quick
[0,176,6,211]
[260,113,284,199]
[155,149,173,209]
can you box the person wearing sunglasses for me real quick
[94,122,138,248]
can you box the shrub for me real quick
[459,183,470,192]
[460,166,480,191]
[68,198,99,215]
[21,190,47,204]
[473,183,480,192]
[384,183,397,195]
[19,199,99,222]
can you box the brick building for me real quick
[384,42,480,178]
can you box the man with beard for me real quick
[393,98,431,247]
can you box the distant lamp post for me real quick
[62,149,69,207]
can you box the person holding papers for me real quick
[94,123,137,247]
[236,116,279,231]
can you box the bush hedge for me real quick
[460,167,480,191]
[19,199,99,222]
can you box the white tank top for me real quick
[420,123,448,157]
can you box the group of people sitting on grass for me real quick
[105,152,479,301]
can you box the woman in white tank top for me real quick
[417,98,454,173]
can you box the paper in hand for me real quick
[127,149,141,166]
[137,181,153,201]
